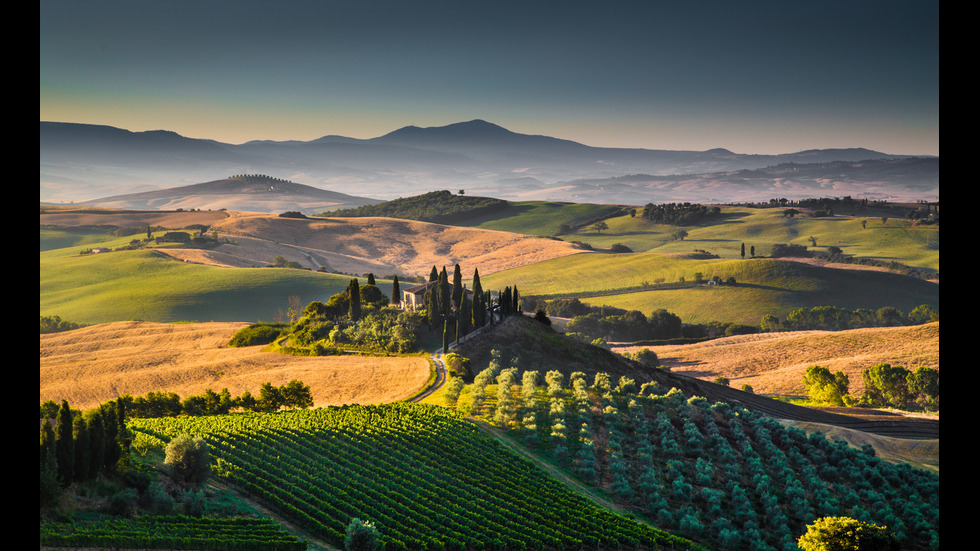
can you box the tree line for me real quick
[640,202,721,225]
[803,363,939,411]
[762,304,938,332]
[325,190,509,224]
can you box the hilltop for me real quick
[70,174,381,215]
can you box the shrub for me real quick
[798,516,899,551]
[228,324,286,347]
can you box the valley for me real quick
[40,183,940,551]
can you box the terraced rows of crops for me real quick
[129,402,698,551]
[39,515,306,550]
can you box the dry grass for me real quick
[613,322,939,397]
[201,213,584,277]
[44,209,585,278]
[40,321,431,410]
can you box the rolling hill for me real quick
[72,174,381,215]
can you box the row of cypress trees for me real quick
[41,399,130,504]
[421,263,525,352]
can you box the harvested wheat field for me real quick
[614,322,939,398]
[177,212,585,277]
[40,321,431,411]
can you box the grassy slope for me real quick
[464,205,938,272]
[457,200,623,236]
[481,252,938,325]
[40,241,356,324]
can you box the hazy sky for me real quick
[40,0,939,155]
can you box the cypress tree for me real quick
[452,264,463,310]
[425,288,439,328]
[443,319,450,353]
[117,398,131,463]
[101,401,121,471]
[87,410,106,480]
[471,268,484,328]
[73,413,90,482]
[348,279,361,321]
[513,285,521,314]
[439,267,451,317]
[429,266,439,282]
[56,400,73,486]
[391,275,400,306]
[40,419,60,506]
[366,273,376,286]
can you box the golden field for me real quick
[40,321,431,410]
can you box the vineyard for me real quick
[451,365,940,551]
[39,515,306,550]
[128,402,699,551]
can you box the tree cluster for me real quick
[764,304,938,332]
[40,399,128,504]
[802,363,939,411]
[640,202,721,225]
[326,190,508,224]
[565,307,683,343]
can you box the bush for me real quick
[798,516,899,551]
[228,323,287,347]
[345,518,381,551]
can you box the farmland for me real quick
[40,194,939,551]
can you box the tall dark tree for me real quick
[425,288,440,328]
[117,398,131,463]
[40,419,60,506]
[87,410,106,480]
[72,413,90,482]
[452,264,463,310]
[55,400,73,486]
[366,273,376,286]
[429,266,439,282]
[348,279,361,322]
[512,285,521,314]
[442,319,450,354]
[391,275,401,306]
[100,401,121,471]
[457,295,470,342]
[438,267,451,317]
[741,243,746,259]
[471,268,485,328]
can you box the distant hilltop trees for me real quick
[228,174,293,187]
[327,190,509,224]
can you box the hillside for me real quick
[39,321,431,410]
[614,322,940,398]
[40,208,586,323]
[482,253,938,326]
[74,174,381,215]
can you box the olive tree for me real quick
[164,434,211,486]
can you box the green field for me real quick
[40,242,357,325]
[553,207,938,270]
[480,253,938,325]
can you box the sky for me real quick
[40,0,939,155]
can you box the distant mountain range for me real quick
[40,119,938,206]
